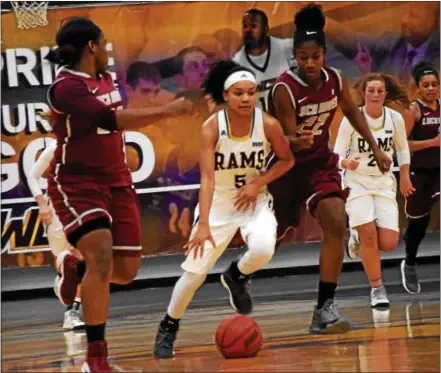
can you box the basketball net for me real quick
[10,1,49,29]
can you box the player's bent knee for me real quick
[356,223,378,248]
[111,255,141,285]
[76,228,113,281]
[247,233,276,262]
[378,231,399,252]
[182,271,207,290]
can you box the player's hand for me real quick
[184,222,215,260]
[354,42,372,75]
[289,130,314,151]
[400,174,416,197]
[234,182,260,213]
[38,204,53,226]
[430,135,440,148]
[341,155,360,171]
[373,149,391,173]
[164,97,195,117]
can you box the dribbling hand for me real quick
[184,222,215,260]
[234,182,260,213]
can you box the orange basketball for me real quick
[215,315,263,359]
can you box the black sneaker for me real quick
[220,264,253,315]
[401,260,421,294]
[153,325,177,359]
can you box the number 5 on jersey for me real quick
[235,174,246,188]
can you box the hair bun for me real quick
[294,3,325,32]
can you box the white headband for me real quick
[224,70,256,90]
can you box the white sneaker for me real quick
[64,331,86,356]
[346,229,360,259]
[371,285,390,308]
[63,308,85,330]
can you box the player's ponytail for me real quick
[293,3,326,51]
[412,61,439,85]
[202,60,255,104]
[354,73,409,107]
[45,17,102,67]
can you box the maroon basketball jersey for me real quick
[409,99,440,169]
[268,67,342,166]
[47,68,132,186]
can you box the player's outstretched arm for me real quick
[338,74,391,173]
[49,79,193,133]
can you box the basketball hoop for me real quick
[10,1,49,29]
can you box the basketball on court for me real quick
[215,315,263,359]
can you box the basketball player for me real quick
[27,140,85,330]
[233,9,295,112]
[334,73,414,307]
[153,61,294,358]
[44,17,192,372]
[401,61,440,294]
[267,4,392,334]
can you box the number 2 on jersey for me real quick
[367,153,377,167]
[298,113,330,135]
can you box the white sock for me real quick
[167,271,207,319]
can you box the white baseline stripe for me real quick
[1,184,202,205]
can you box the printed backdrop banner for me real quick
[1,1,439,268]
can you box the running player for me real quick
[401,61,440,294]
[267,4,392,334]
[44,17,192,372]
[27,140,85,330]
[153,60,294,358]
[334,73,414,307]
[233,9,295,111]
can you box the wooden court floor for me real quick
[1,289,439,372]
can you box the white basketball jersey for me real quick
[212,108,271,210]
[233,37,295,112]
[344,106,400,176]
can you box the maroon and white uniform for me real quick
[267,67,347,237]
[46,67,141,255]
[405,98,440,218]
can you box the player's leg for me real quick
[221,198,277,315]
[47,212,85,330]
[402,172,432,294]
[109,187,142,285]
[49,183,115,371]
[154,214,238,358]
[306,160,351,334]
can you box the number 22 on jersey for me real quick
[297,113,330,135]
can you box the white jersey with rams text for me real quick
[334,106,408,177]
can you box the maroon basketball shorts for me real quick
[48,182,142,257]
[268,153,348,239]
[405,168,440,219]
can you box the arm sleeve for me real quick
[27,143,56,198]
[49,78,117,132]
[394,112,411,166]
[333,116,354,168]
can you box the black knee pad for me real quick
[67,217,111,247]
